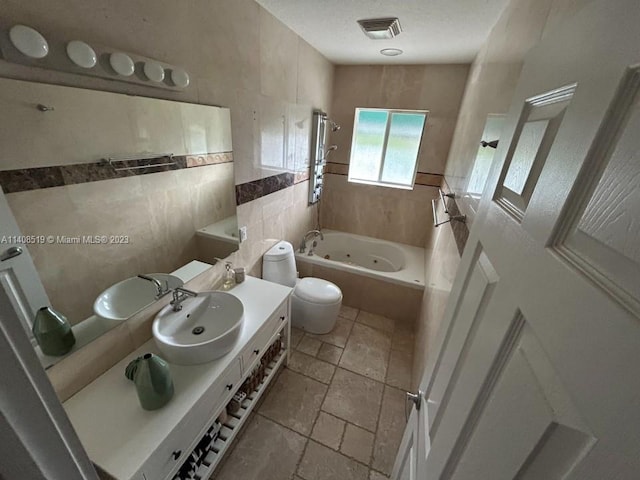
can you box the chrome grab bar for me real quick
[439,188,454,214]
[432,189,466,227]
[101,153,176,172]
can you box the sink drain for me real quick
[192,326,205,335]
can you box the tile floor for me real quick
[213,305,415,480]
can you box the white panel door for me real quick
[393,1,640,478]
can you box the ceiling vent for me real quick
[357,17,402,40]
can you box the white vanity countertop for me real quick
[63,276,291,480]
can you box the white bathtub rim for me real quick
[296,230,426,290]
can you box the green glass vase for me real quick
[125,353,174,411]
[32,306,76,356]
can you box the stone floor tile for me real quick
[339,323,391,382]
[214,415,306,480]
[341,423,374,465]
[385,349,413,391]
[291,327,305,349]
[369,470,389,480]
[297,441,369,480]
[306,317,354,348]
[339,305,359,320]
[372,386,407,475]
[288,351,336,384]
[297,336,322,356]
[259,369,327,435]
[317,343,343,365]
[356,311,396,333]
[322,368,384,432]
[391,327,415,353]
[310,411,345,450]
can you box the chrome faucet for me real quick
[170,287,198,312]
[299,230,324,254]
[138,274,170,299]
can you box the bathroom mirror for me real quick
[0,78,239,368]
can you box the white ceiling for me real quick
[256,0,510,64]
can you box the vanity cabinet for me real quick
[63,277,292,480]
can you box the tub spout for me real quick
[300,229,324,253]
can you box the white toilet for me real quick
[262,240,342,334]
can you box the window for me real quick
[348,108,427,189]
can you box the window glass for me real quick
[348,108,427,189]
[381,113,426,185]
[349,109,388,182]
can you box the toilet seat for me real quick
[294,278,342,304]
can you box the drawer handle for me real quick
[172,450,181,460]
[253,348,260,355]
[280,315,285,321]
[226,384,233,391]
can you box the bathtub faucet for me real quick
[300,230,324,254]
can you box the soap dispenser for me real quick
[222,262,235,290]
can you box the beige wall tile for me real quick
[322,64,468,249]
[259,8,299,103]
[2,0,334,396]
[297,40,335,110]
[321,174,439,248]
[412,221,460,390]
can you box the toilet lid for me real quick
[294,277,342,304]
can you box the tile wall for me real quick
[321,64,469,248]
[0,0,333,400]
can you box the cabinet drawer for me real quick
[141,359,242,480]
[241,302,287,373]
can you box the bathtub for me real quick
[295,230,425,325]
[295,230,425,289]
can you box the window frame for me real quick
[348,107,428,190]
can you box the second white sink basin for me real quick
[152,291,244,365]
[94,274,183,322]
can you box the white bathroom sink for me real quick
[93,274,183,322]
[152,291,244,365]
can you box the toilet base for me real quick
[291,295,342,335]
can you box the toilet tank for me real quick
[262,241,297,287]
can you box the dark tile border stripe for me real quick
[0,152,233,194]
[324,162,444,188]
[441,177,470,257]
[235,172,296,205]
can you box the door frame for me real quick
[0,287,98,480]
